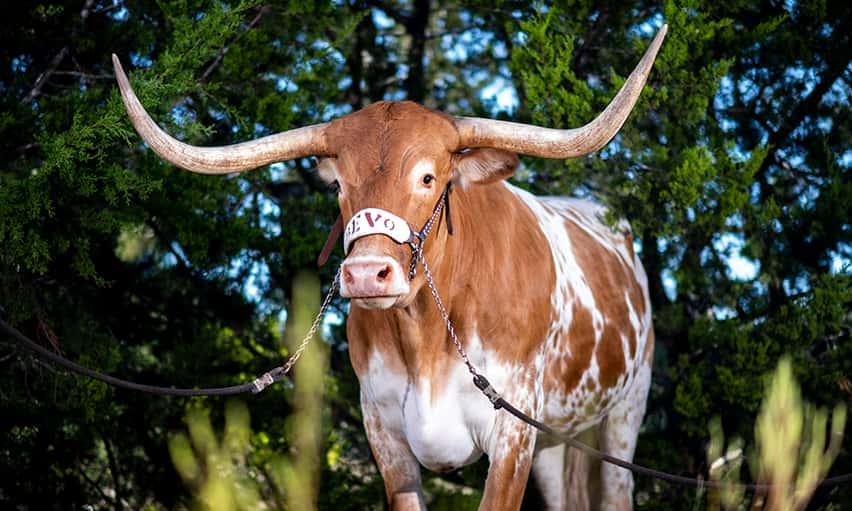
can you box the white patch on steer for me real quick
[600,358,653,509]
[504,184,595,357]
[361,334,525,472]
[532,443,568,509]
[503,183,654,439]
[409,160,436,195]
[544,197,635,271]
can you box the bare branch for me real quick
[22,47,70,104]
[104,437,124,511]
[77,466,115,506]
[20,0,95,104]
[53,71,115,80]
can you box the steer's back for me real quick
[506,185,654,436]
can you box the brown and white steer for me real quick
[113,25,666,511]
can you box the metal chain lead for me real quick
[419,188,448,239]
[280,266,342,375]
[418,251,478,376]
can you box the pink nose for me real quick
[342,259,403,297]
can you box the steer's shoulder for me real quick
[501,183,639,275]
[538,195,635,258]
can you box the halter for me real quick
[320,184,453,280]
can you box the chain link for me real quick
[407,187,450,280]
[418,251,478,376]
[420,189,447,238]
[280,266,342,374]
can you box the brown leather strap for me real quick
[317,214,343,267]
[444,183,453,235]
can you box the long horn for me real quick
[454,24,667,158]
[112,55,328,174]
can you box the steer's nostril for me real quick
[377,265,391,281]
[343,268,354,284]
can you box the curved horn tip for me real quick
[651,24,668,51]
[111,54,123,74]
[642,25,668,63]
[452,23,669,158]
[112,54,131,90]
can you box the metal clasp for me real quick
[407,231,425,280]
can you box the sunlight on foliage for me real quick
[707,356,846,511]
[114,223,157,262]
[168,401,262,511]
[168,271,326,510]
[280,271,325,510]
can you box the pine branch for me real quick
[170,5,270,109]
[198,5,271,85]
[754,29,851,181]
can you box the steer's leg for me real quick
[479,406,537,511]
[362,400,425,510]
[598,360,652,510]
[532,443,568,511]
[532,441,592,511]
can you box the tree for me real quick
[1,0,848,509]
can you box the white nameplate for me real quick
[343,208,412,254]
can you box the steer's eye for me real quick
[422,174,435,186]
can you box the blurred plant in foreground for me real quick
[276,272,326,510]
[168,272,326,510]
[707,356,846,510]
[169,401,262,511]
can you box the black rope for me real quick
[473,374,852,491]
[4,284,851,490]
[0,317,286,396]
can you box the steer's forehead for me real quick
[325,101,460,180]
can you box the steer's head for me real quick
[111,26,667,310]
[318,102,518,309]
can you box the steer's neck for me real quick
[362,181,553,384]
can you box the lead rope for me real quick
[1,267,342,397]
[418,250,852,491]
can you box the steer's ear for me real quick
[316,157,338,184]
[452,148,519,187]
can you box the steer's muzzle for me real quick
[340,255,410,309]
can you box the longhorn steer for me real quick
[113,25,666,511]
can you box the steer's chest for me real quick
[360,349,506,472]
